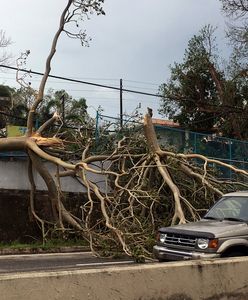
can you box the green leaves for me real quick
[159,24,248,140]
[159,27,220,133]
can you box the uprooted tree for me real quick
[1,0,248,260]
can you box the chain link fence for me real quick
[96,114,248,179]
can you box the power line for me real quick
[123,79,161,86]
[0,65,246,114]
[120,84,158,92]
[0,65,162,99]
[1,70,160,88]
[0,76,120,88]
[0,76,157,94]
[0,70,120,82]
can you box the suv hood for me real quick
[160,219,248,238]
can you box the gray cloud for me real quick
[0,0,228,119]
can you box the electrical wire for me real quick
[0,64,246,114]
[0,65,162,98]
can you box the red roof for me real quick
[152,118,180,128]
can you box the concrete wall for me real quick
[0,160,109,193]
[0,257,248,300]
[0,159,110,242]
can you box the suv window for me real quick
[204,196,248,221]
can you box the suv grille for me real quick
[164,233,197,248]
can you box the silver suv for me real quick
[153,191,248,261]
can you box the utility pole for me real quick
[120,78,123,128]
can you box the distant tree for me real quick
[159,26,221,132]
[222,0,248,13]
[0,86,91,134]
[159,25,248,139]
[11,87,36,124]
[0,30,12,66]
[220,0,248,73]
[36,89,90,128]
[0,85,13,129]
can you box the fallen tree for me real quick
[0,0,248,261]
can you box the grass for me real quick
[0,238,89,250]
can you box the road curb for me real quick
[0,246,90,255]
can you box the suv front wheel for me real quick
[222,251,246,258]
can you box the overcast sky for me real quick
[0,0,228,120]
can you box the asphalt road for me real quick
[0,252,136,274]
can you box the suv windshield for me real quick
[204,196,248,222]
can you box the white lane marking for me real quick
[76,260,134,267]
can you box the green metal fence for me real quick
[95,114,248,179]
[155,124,248,179]
[155,125,248,161]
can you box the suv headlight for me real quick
[159,233,167,243]
[197,238,209,249]
[197,238,219,249]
